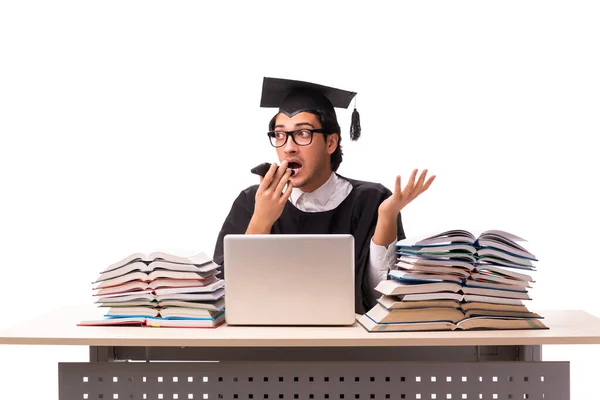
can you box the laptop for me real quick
[223,234,355,326]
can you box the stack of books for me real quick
[79,251,225,328]
[464,229,539,320]
[358,229,547,332]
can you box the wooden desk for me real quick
[2,306,599,400]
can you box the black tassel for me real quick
[350,107,361,141]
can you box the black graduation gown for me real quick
[212,175,406,314]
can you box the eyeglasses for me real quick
[267,129,328,148]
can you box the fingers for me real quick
[398,169,435,200]
[280,178,294,203]
[271,161,289,189]
[398,169,418,199]
[406,169,418,188]
[275,168,294,194]
[258,163,278,192]
[412,170,435,198]
[416,169,428,188]
[258,161,288,192]
[410,169,428,198]
[422,175,436,192]
[394,175,401,195]
[401,169,418,198]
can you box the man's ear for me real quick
[327,133,339,155]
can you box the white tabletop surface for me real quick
[1,306,599,347]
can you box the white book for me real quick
[403,230,476,245]
[104,252,214,273]
[95,269,219,289]
[375,279,462,296]
[461,286,531,300]
[396,254,475,270]
[95,291,155,302]
[377,295,461,310]
[397,251,476,263]
[159,307,223,319]
[155,288,225,302]
[476,248,534,267]
[357,314,455,332]
[93,275,219,296]
[476,241,536,260]
[96,260,220,284]
[470,273,532,287]
[153,280,224,296]
[106,307,160,317]
[366,303,465,324]
[388,270,464,284]
[463,294,524,306]
[464,279,530,291]
[78,313,225,328]
[358,310,547,332]
[157,299,225,312]
[384,292,465,302]
[98,300,155,308]
[474,265,533,282]
[395,262,470,278]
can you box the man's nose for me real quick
[283,135,298,153]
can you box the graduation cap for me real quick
[260,77,361,141]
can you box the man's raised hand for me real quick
[378,169,436,218]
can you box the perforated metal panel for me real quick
[59,361,569,400]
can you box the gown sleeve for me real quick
[212,187,257,271]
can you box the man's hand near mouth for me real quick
[246,160,294,234]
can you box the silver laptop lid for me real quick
[224,234,355,326]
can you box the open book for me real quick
[357,313,547,332]
[104,251,214,273]
[460,301,532,313]
[395,255,475,271]
[377,295,462,309]
[395,260,471,278]
[367,303,465,324]
[104,306,223,319]
[96,296,226,311]
[96,259,220,284]
[93,275,221,296]
[374,279,463,296]
[78,313,225,328]
[460,285,531,300]
[399,229,537,260]
[404,229,478,246]
[94,268,220,290]
[95,280,225,302]
[95,288,225,305]
[387,269,465,284]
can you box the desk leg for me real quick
[519,345,542,361]
[89,346,115,362]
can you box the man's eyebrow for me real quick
[274,122,316,129]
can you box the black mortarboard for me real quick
[260,77,361,140]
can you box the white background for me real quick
[1,1,599,399]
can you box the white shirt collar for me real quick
[290,171,339,207]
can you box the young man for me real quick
[213,77,435,314]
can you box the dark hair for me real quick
[268,110,343,171]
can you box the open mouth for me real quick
[287,161,302,176]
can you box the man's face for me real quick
[273,112,338,192]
